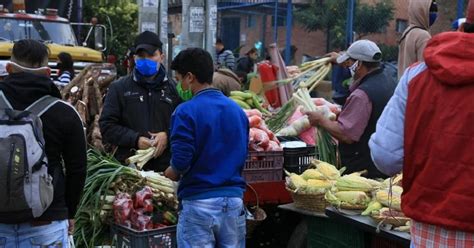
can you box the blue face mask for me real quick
[429,12,438,26]
[135,58,159,77]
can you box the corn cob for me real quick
[325,190,370,207]
[334,191,370,205]
[288,173,307,191]
[362,201,383,216]
[335,175,375,192]
[375,186,402,211]
[301,169,325,180]
[313,160,340,180]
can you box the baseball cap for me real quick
[467,0,474,23]
[134,31,163,55]
[336,40,382,64]
[452,18,466,30]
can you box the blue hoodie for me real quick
[170,88,248,201]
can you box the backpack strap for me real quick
[26,95,61,117]
[0,90,13,109]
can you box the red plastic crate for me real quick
[243,151,284,183]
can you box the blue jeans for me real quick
[0,220,68,248]
[177,197,246,248]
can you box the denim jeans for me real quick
[177,197,246,248]
[0,220,68,248]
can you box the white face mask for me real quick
[349,61,359,77]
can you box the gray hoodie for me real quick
[397,0,432,79]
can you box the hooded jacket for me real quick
[212,69,242,96]
[0,72,87,223]
[397,0,432,79]
[370,31,474,232]
[99,66,181,172]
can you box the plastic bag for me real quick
[131,208,153,231]
[134,186,153,209]
[143,199,153,213]
[113,193,133,225]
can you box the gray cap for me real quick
[336,40,382,64]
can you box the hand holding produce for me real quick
[126,147,156,170]
[138,136,153,149]
[276,115,311,136]
[149,132,168,158]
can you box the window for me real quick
[272,17,285,27]
[247,15,256,28]
[396,19,408,33]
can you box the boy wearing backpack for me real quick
[0,40,86,247]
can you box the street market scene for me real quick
[0,0,473,247]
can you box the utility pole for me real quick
[181,0,205,49]
[159,0,168,67]
[205,0,217,60]
[138,0,159,34]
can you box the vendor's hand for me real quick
[164,166,180,181]
[149,132,168,158]
[138,137,153,150]
[325,52,340,64]
[68,219,75,235]
[304,111,325,126]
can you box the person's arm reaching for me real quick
[169,109,196,176]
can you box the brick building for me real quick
[168,0,460,64]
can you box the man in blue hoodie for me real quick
[164,48,248,248]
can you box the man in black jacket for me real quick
[0,40,86,246]
[100,31,180,172]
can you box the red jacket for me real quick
[403,32,474,232]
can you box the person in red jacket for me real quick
[369,1,474,246]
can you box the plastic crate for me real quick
[111,223,177,248]
[243,151,284,183]
[283,146,317,175]
[307,216,365,248]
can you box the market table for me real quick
[325,207,411,247]
[278,203,327,218]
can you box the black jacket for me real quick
[235,56,255,74]
[99,67,180,172]
[0,72,87,222]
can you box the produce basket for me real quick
[243,151,284,183]
[283,145,317,175]
[287,188,328,212]
[371,216,410,227]
[245,184,267,237]
[111,223,176,248]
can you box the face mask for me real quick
[177,81,193,101]
[349,61,359,77]
[135,58,159,77]
[429,12,438,26]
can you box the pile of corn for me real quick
[285,160,342,194]
[324,171,383,210]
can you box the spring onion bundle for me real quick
[266,99,296,133]
[75,150,177,248]
[292,88,339,166]
[126,147,156,170]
